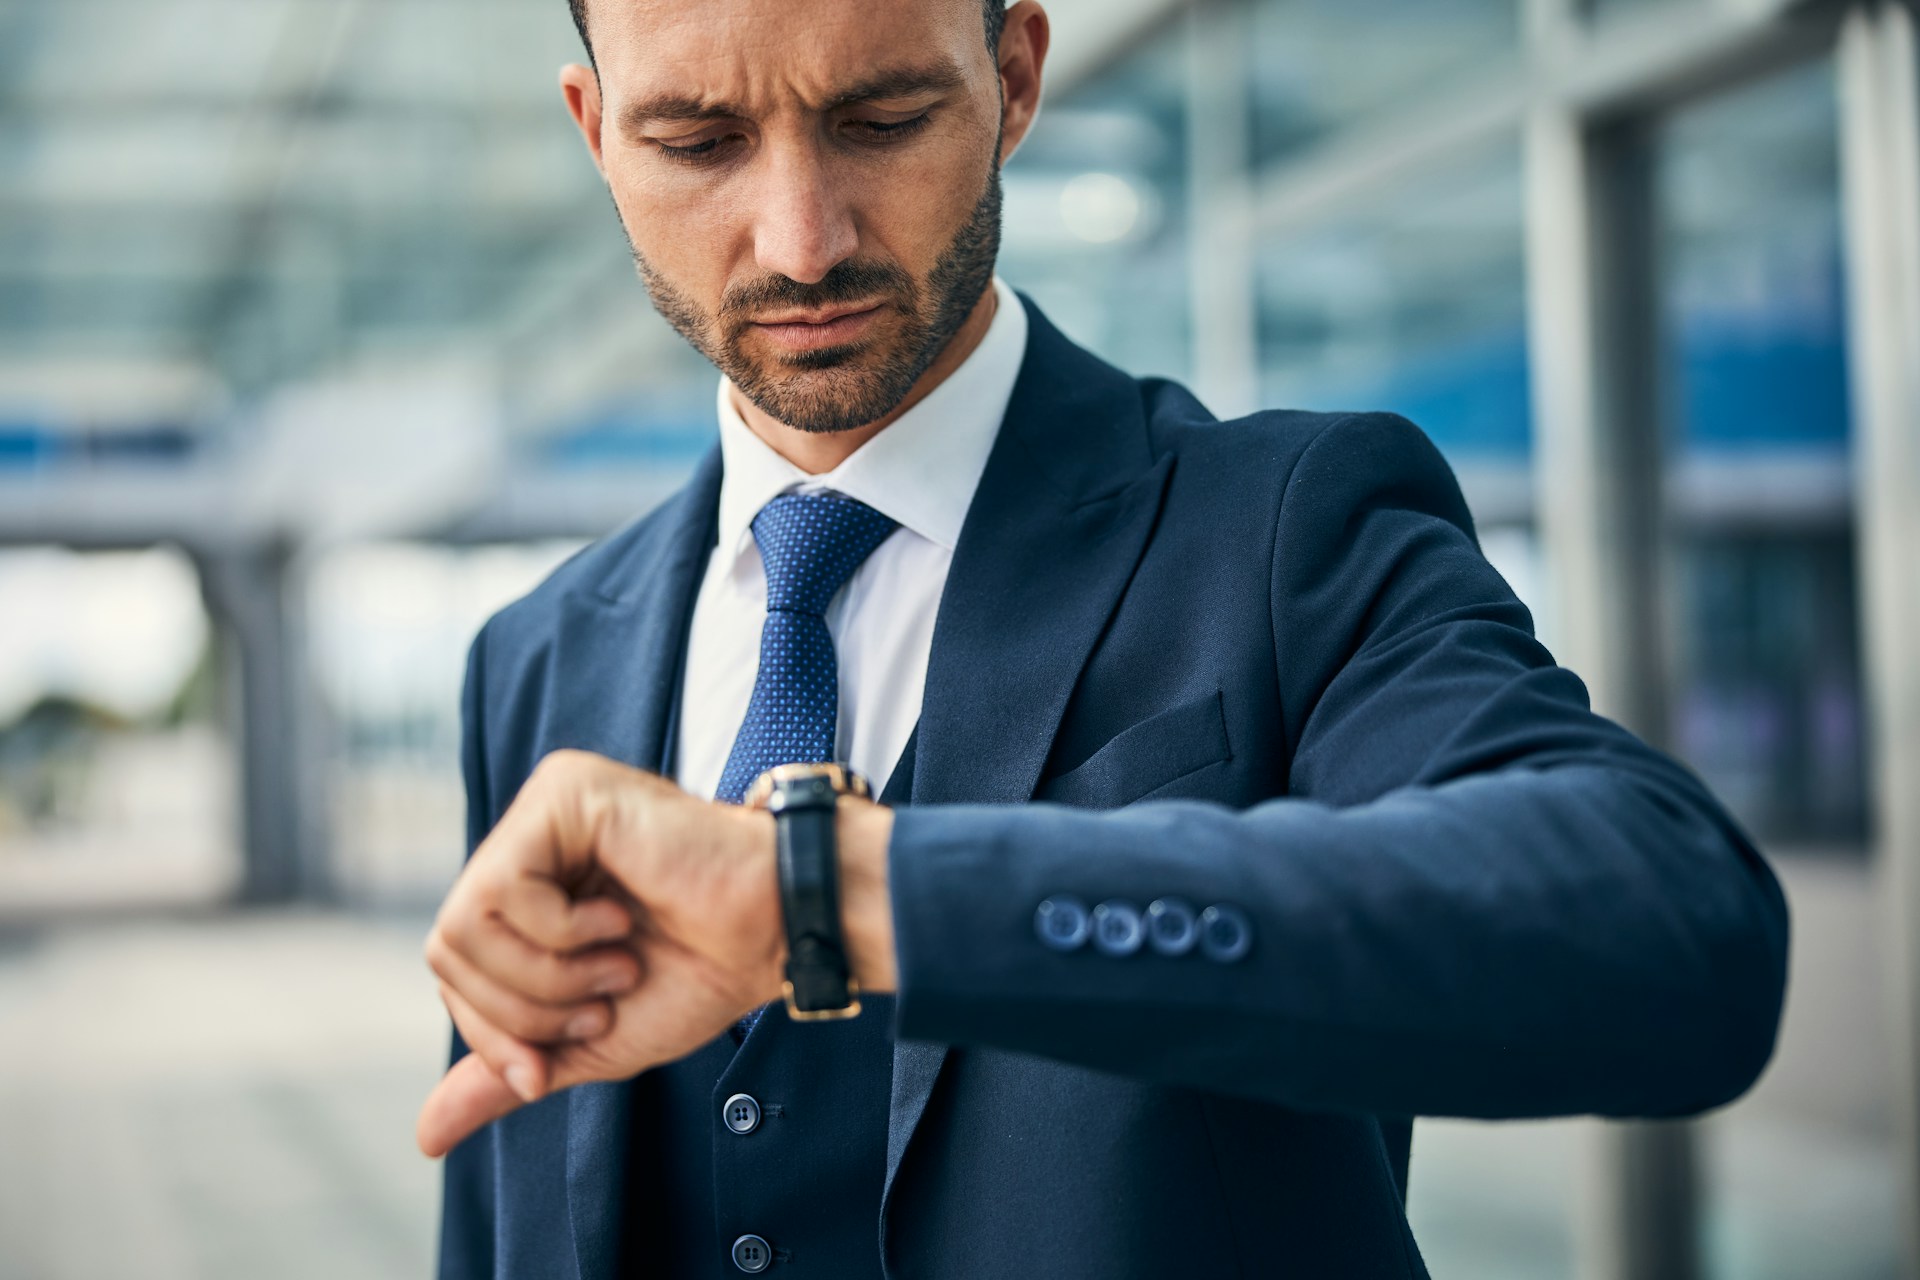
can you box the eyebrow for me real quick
[616,60,970,132]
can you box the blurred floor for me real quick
[0,861,1901,1279]
[0,911,445,1280]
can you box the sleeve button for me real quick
[1034,896,1091,951]
[1145,898,1198,956]
[1090,900,1145,956]
[1198,904,1253,963]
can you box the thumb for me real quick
[416,1053,528,1158]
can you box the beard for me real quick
[627,161,1003,434]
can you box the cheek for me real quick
[850,135,995,271]
[610,167,742,290]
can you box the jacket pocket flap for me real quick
[1041,690,1231,809]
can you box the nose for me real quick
[749,143,858,285]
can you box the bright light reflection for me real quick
[0,547,208,725]
[1059,171,1143,244]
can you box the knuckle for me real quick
[439,898,476,948]
[502,999,568,1042]
[533,748,585,785]
[558,917,600,950]
[534,953,584,1002]
[464,870,501,911]
[423,930,451,976]
[520,907,569,950]
[473,1040,519,1077]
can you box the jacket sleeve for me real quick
[436,622,497,1280]
[887,412,1790,1121]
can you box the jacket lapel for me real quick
[561,445,721,1280]
[883,297,1175,1224]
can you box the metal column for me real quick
[1524,3,1701,1274]
[1837,3,1920,1272]
[1185,0,1259,418]
[196,542,334,904]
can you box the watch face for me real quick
[744,762,871,808]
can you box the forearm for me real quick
[881,761,1787,1121]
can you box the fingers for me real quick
[429,905,641,1010]
[416,987,635,1159]
[417,1051,524,1158]
[418,970,619,1160]
[499,876,634,952]
[438,980,550,1106]
[502,749,691,895]
[430,934,622,1044]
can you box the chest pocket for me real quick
[1039,690,1231,810]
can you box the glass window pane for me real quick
[0,546,234,909]
[1588,0,1703,28]
[1001,24,1191,381]
[1255,142,1532,520]
[1653,61,1866,850]
[310,540,585,902]
[1249,0,1520,166]
[1669,532,1867,844]
[1659,62,1850,459]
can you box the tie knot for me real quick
[751,490,899,615]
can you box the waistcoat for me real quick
[623,702,919,1278]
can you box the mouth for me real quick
[749,302,886,353]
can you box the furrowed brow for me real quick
[618,93,745,132]
[820,60,969,111]
[617,60,970,133]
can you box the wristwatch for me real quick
[744,762,871,1021]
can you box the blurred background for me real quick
[2,0,1918,1276]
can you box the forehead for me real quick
[588,0,990,114]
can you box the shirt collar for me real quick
[713,274,1027,570]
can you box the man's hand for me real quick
[415,749,896,1158]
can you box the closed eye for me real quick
[849,112,933,142]
[653,134,735,165]
[650,111,934,167]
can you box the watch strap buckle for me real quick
[782,977,863,1022]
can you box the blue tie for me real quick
[714,490,897,1037]
[714,489,900,804]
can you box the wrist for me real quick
[723,803,788,1005]
[836,797,898,994]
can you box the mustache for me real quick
[720,259,917,324]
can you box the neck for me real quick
[729,282,999,476]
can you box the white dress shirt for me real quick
[673,276,1029,801]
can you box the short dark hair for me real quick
[567,0,1007,67]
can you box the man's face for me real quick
[565,0,1011,433]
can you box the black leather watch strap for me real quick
[758,767,865,1019]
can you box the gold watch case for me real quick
[742,761,872,810]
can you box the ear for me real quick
[560,63,608,177]
[996,1,1051,166]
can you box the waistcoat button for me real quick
[722,1092,762,1135]
[731,1234,773,1273]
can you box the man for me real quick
[419,0,1790,1275]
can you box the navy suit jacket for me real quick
[438,295,1789,1278]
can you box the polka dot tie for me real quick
[714,491,897,1038]
[713,490,901,805]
